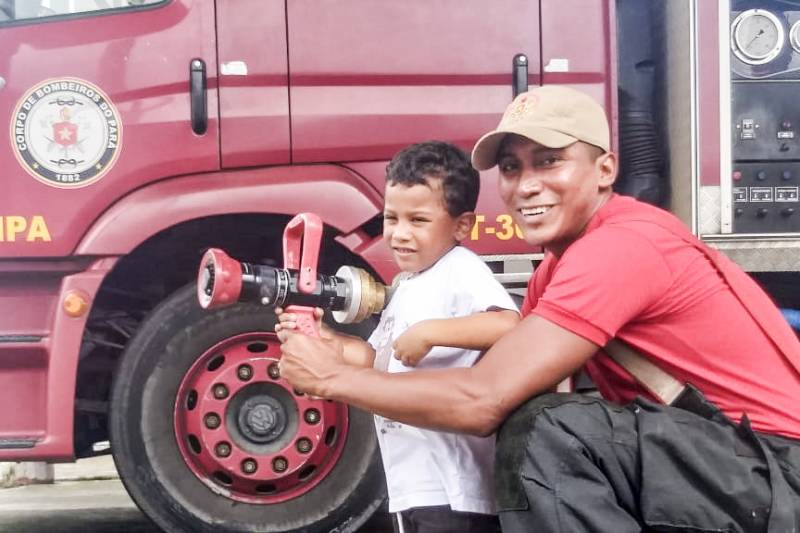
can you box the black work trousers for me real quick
[391,506,501,533]
[495,392,800,533]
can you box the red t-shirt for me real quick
[522,194,800,439]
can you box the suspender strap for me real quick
[604,339,686,405]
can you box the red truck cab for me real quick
[0,1,615,531]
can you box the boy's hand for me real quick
[393,321,433,366]
[275,307,333,342]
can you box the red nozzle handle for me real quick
[283,213,323,294]
[197,248,243,309]
[285,305,320,338]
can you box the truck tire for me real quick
[110,285,385,533]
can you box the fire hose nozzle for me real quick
[197,250,388,324]
[331,265,387,324]
[198,248,243,310]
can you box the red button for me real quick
[733,171,742,181]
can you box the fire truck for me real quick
[1,0,798,531]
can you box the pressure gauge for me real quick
[731,9,785,65]
[791,20,800,53]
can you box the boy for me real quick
[276,141,518,533]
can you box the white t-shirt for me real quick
[367,246,518,514]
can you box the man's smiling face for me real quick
[496,134,615,256]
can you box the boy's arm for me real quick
[334,329,377,367]
[393,309,519,366]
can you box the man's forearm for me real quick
[323,364,502,435]
[280,314,599,436]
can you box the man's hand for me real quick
[393,320,433,366]
[279,334,347,398]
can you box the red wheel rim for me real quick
[174,332,349,504]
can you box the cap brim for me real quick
[471,126,578,170]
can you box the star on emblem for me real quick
[58,127,74,141]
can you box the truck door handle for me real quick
[512,53,528,98]
[190,58,207,135]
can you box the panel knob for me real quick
[781,208,795,217]
[756,171,767,181]
[782,170,793,181]
[757,208,769,218]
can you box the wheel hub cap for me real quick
[240,396,286,443]
[174,332,349,504]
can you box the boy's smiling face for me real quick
[383,178,474,273]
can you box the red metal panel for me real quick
[0,344,47,441]
[0,0,218,258]
[0,258,116,460]
[76,165,383,256]
[343,233,398,285]
[0,258,102,453]
[0,276,59,337]
[287,0,542,164]
[216,0,290,167]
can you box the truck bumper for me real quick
[0,258,116,461]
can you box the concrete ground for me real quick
[0,455,392,533]
[0,478,159,532]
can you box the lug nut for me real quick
[304,409,320,424]
[215,442,232,458]
[213,384,229,399]
[237,364,253,381]
[241,459,258,474]
[272,456,288,473]
[296,438,312,454]
[267,362,280,379]
[204,413,221,429]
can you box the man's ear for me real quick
[454,212,476,241]
[596,151,618,189]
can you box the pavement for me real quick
[0,478,159,533]
[0,455,392,533]
[0,456,158,533]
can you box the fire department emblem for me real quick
[10,78,122,189]
[505,93,539,125]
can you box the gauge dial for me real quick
[791,20,800,53]
[731,9,785,65]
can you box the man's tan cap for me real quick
[471,85,610,170]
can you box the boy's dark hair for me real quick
[385,141,480,216]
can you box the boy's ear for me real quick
[453,212,476,241]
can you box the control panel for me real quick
[729,4,800,234]
[731,162,799,233]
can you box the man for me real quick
[279,86,800,532]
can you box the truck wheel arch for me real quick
[75,165,384,257]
